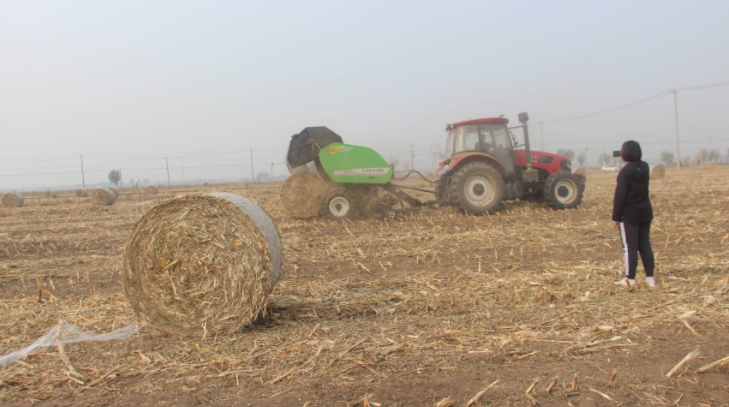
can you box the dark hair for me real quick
[621,140,642,162]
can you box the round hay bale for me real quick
[45,190,57,199]
[650,164,666,180]
[93,188,117,206]
[280,172,329,219]
[122,192,283,335]
[75,189,88,198]
[573,168,587,183]
[2,193,24,208]
[146,185,158,195]
[109,187,119,197]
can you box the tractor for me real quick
[435,112,585,214]
[285,112,584,220]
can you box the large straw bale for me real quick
[2,193,24,208]
[651,164,666,180]
[109,187,119,196]
[146,186,158,195]
[280,172,330,219]
[122,192,283,335]
[93,188,117,206]
[75,189,88,198]
[44,190,57,199]
[573,168,587,183]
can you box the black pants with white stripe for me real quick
[618,221,655,279]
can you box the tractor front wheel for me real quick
[544,171,583,210]
[448,162,505,215]
[321,189,358,220]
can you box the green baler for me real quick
[286,127,425,220]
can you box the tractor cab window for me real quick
[448,123,510,157]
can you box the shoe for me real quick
[645,277,656,287]
[614,278,636,287]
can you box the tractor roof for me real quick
[451,117,509,127]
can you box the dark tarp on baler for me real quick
[286,127,344,170]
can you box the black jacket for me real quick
[612,160,653,223]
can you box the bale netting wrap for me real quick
[122,192,283,335]
[93,188,117,206]
[45,190,57,199]
[75,189,88,198]
[109,187,119,196]
[280,172,330,219]
[146,185,158,195]
[651,164,666,180]
[2,193,24,208]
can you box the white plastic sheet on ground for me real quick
[0,320,146,367]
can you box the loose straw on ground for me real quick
[666,348,700,377]
[466,379,499,406]
[122,192,283,336]
[694,355,729,374]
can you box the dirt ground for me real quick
[0,167,728,407]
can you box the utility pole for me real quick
[80,154,86,189]
[165,157,171,186]
[250,148,255,182]
[673,90,682,169]
[270,163,274,181]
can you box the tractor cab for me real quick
[441,118,516,181]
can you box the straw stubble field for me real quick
[0,167,728,407]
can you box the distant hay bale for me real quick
[2,193,24,208]
[75,189,88,198]
[109,187,119,196]
[122,192,283,335]
[651,164,666,180]
[44,190,57,199]
[280,172,330,219]
[93,188,117,206]
[146,186,158,195]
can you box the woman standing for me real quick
[612,141,656,287]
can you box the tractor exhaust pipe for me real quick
[518,112,532,170]
[518,112,539,183]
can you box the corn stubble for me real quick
[0,168,727,405]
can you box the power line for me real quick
[538,81,729,124]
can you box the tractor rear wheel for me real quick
[544,171,583,210]
[448,162,504,215]
[321,188,358,220]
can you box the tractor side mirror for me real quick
[518,112,529,123]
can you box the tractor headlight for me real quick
[560,160,572,171]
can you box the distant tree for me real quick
[556,149,576,161]
[597,153,612,167]
[257,172,270,181]
[576,151,588,166]
[660,151,675,165]
[108,169,121,186]
[708,149,721,163]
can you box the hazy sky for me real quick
[2,0,728,190]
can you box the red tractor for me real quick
[435,112,585,215]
